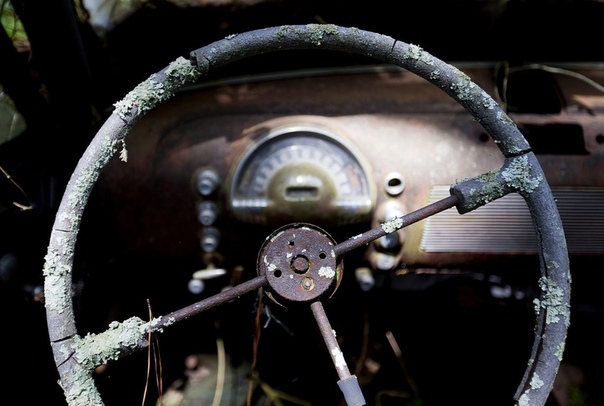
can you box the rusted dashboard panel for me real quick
[97,65,604,276]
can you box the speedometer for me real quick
[229,124,375,227]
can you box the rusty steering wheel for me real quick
[43,25,570,406]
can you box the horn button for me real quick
[257,223,342,306]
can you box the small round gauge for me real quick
[229,124,375,227]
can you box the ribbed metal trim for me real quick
[420,186,604,253]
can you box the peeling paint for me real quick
[533,298,541,316]
[119,139,128,162]
[270,230,285,242]
[331,347,347,371]
[261,246,279,274]
[530,373,544,389]
[318,266,335,278]
[518,393,530,406]
[556,341,566,362]
[149,316,162,328]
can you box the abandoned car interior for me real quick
[1,1,603,405]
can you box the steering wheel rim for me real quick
[43,24,570,406]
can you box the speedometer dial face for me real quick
[229,125,375,227]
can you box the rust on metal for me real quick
[258,223,342,305]
[310,301,352,381]
[149,274,268,332]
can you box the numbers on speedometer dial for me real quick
[229,125,376,227]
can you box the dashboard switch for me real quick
[196,168,220,196]
[200,227,220,252]
[197,201,218,226]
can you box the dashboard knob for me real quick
[200,227,220,252]
[197,201,218,226]
[196,168,220,196]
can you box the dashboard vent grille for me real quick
[420,186,604,254]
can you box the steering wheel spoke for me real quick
[335,195,459,256]
[451,153,545,214]
[151,274,268,331]
[310,301,365,406]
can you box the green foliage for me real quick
[1,0,29,49]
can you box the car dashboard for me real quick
[96,63,604,268]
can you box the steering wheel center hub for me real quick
[257,223,342,305]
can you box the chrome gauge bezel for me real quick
[228,122,376,227]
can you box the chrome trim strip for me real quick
[421,186,604,254]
